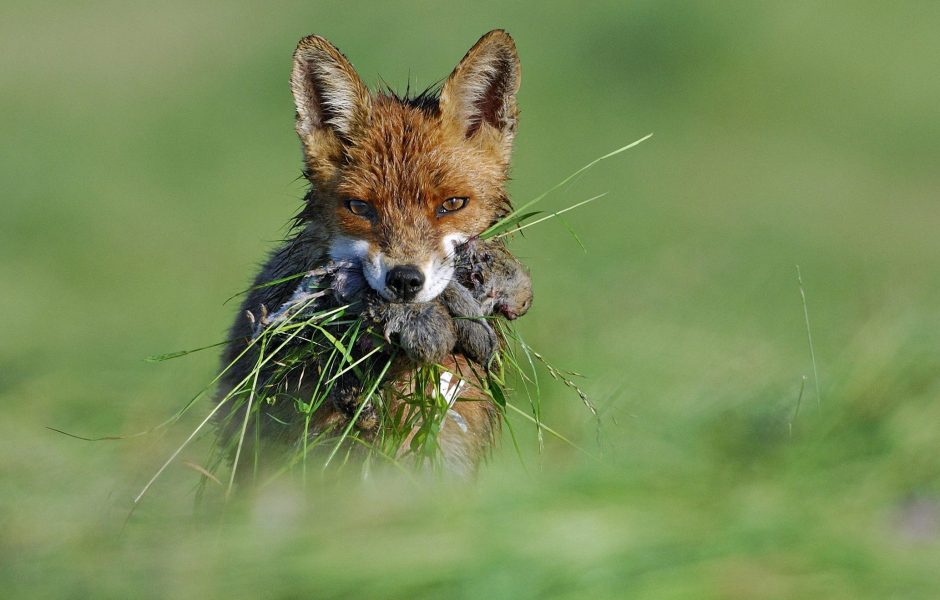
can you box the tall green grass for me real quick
[128,137,650,507]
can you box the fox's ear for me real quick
[440,30,521,158]
[291,35,371,149]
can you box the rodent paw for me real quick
[453,316,498,367]
[379,301,457,365]
[330,377,378,432]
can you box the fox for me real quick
[218,30,523,477]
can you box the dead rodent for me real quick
[264,239,533,329]
[455,238,533,321]
[252,241,530,431]
[366,238,532,366]
[264,240,530,368]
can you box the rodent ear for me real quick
[440,30,521,161]
[291,35,371,152]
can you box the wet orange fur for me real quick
[292,31,519,270]
[221,31,521,477]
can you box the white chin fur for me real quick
[415,260,453,302]
[442,233,468,255]
[329,237,392,300]
[329,235,460,302]
[363,256,392,299]
[409,233,465,302]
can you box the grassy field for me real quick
[3,1,940,598]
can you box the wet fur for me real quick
[218,31,523,477]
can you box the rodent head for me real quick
[494,268,532,320]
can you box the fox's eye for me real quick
[345,199,372,217]
[439,197,469,214]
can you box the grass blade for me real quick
[481,133,652,238]
[796,265,822,406]
[493,193,608,239]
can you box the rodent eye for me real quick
[345,199,372,217]
[439,197,469,214]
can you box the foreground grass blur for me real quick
[2,1,939,598]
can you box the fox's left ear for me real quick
[291,35,371,174]
[440,30,521,165]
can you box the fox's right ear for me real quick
[291,35,371,168]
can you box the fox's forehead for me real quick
[337,96,503,204]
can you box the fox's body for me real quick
[218,31,523,476]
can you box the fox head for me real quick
[290,30,520,303]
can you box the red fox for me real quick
[219,30,524,476]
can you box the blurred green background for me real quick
[3,1,940,598]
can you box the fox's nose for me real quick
[386,265,425,301]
